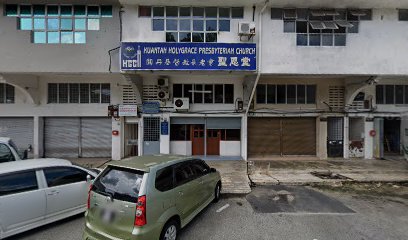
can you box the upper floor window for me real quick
[173,83,234,104]
[139,6,243,42]
[399,9,408,21]
[0,83,15,104]
[256,84,316,104]
[4,4,112,44]
[48,83,110,104]
[376,85,408,105]
[271,8,371,47]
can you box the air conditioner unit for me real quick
[157,90,169,100]
[174,98,190,111]
[238,22,256,35]
[157,77,169,87]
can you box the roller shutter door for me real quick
[0,117,33,152]
[44,118,80,158]
[81,118,112,157]
[248,118,316,157]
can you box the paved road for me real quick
[13,185,408,240]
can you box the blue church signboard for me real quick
[120,42,256,71]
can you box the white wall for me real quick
[220,141,240,156]
[170,141,192,155]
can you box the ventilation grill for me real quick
[122,85,138,104]
[350,101,365,109]
[143,85,159,101]
[328,86,345,109]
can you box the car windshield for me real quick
[92,166,144,203]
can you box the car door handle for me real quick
[47,190,59,196]
[178,191,184,196]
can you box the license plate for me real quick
[100,209,115,224]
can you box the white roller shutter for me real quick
[0,117,33,151]
[44,118,80,158]
[81,118,112,157]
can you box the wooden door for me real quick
[207,129,221,155]
[191,125,204,155]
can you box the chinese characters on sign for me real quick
[121,42,256,71]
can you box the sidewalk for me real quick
[249,158,408,185]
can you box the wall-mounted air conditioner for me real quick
[157,77,169,87]
[157,90,169,100]
[238,22,256,36]
[174,98,190,111]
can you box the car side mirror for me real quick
[86,174,93,183]
[210,168,217,173]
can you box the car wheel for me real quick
[160,219,179,240]
[213,182,221,203]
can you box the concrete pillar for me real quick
[343,116,350,159]
[364,118,374,159]
[241,115,248,161]
[160,114,170,154]
[318,118,327,159]
[112,117,123,160]
[33,116,43,158]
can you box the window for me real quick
[144,6,243,42]
[175,163,196,186]
[221,129,241,141]
[376,85,408,105]
[0,144,15,163]
[0,84,15,104]
[399,9,408,21]
[256,84,316,104]
[273,8,372,46]
[155,167,174,192]
[170,124,191,141]
[44,167,88,187]
[172,84,234,104]
[0,171,38,196]
[5,4,112,44]
[48,83,110,104]
[191,160,210,176]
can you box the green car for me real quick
[82,155,222,240]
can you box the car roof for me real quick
[0,137,11,143]
[0,158,73,175]
[107,155,194,172]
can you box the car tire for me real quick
[213,182,221,203]
[160,219,179,240]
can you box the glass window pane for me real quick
[219,8,230,18]
[184,84,192,103]
[87,19,100,30]
[224,84,234,104]
[277,85,286,104]
[5,85,14,103]
[74,5,86,16]
[61,31,74,44]
[231,7,244,18]
[153,19,164,31]
[204,85,213,103]
[0,171,38,195]
[47,32,60,44]
[101,84,111,103]
[267,85,276,104]
[48,83,58,103]
[90,84,100,103]
[385,85,394,104]
[193,20,204,31]
[166,6,178,17]
[205,33,217,42]
[166,32,178,42]
[166,19,177,31]
[271,8,283,19]
[256,84,266,104]
[179,32,191,42]
[153,7,164,17]
[139,6,151,17]
[287,85,296,103]
[20,5,32,16]
[322,34,333,46]
[219,20,230,31]
[20,18,32,30]
[74,32,86,44]
[101,5,113,17]
[180,7,191,17]
[348,22,359,33]
[179,20,190,31]
[214,84,223,103]
[87,6,99,16]
[69,84,79,103]
[296,21,308,33]
[399,9,408,21]
[33,5,45,16]
[173,84,183,98]
[58,84,68,103]
[5,4,18,16]
[192,33,204,42]
[309,34,321,46]
[283,21,295,32]
[193,8,204,18]
[194,85,203,103]
[80,84,89,103]
[396,85,404,104]
[61,18,73,30]
[334,34,346,46]
[33,31,46,43]
[47,18,59,30]
[0,84,3,103]
[206,20,217,31]
[297,9,309,20]
[205,7,217,18]
[335,10,347,20]
[376,85,384,104]
[297,85,306,104]
[297,34,308,46]
[34,18,45,30]
[75,18,86,30]
[306,85,316,104]
[60,5,72,16]
[47,5,59,16]
[405,86,408,104]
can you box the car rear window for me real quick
[92,166,144,203]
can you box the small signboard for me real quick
[142,102,160,114]
[118,105,138,117]
[161,121,169,135]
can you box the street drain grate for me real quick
[310,171,352,180]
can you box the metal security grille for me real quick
[0,118,33,155]
[122,85,138,104]
[143,117,160,141]
[328,118,344,140]
[143,85,159,101]
[329,86,345,110]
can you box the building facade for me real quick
[1,0,408,161]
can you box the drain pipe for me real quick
[245,0,269,114]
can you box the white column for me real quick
[33,116,43,158]
[241,115,248,161]
[111,117,123,160]
[160,114,170,154]
[318,118,327,160]
[343,116,350,159]
[364,118,374,159]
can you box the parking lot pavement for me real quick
[14,185,408,240]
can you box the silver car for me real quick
[0,159,97,239]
